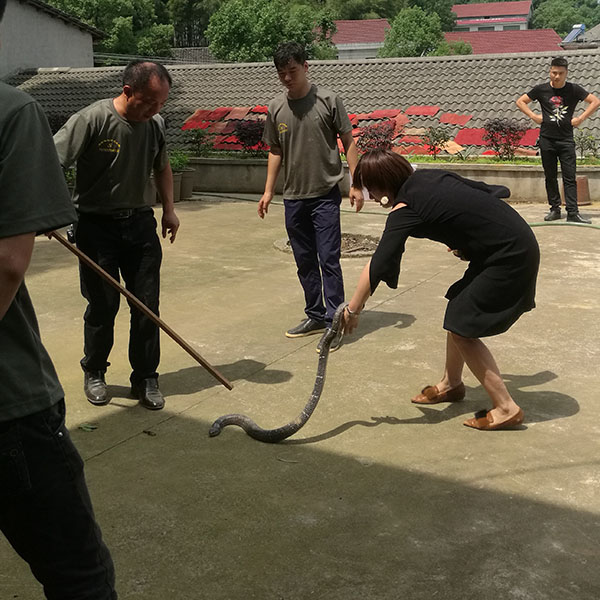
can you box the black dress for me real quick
[369,169,540,338]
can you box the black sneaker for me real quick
[544,209,561,221]
[131,378,165,410]
[84,371,109,406]
[285,317,327,338]
[566,212,591,224]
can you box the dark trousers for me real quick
[0,400,117,599]
[75,210,162,383]
[539,136,579,214]
[284,186,344,324]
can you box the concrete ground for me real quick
[2,195,600,600]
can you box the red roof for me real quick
[452,1,531,19]
[332,19,390,44]
[457,17,527,26]
[444,29,562,54]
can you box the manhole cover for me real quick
[274,233,380,258]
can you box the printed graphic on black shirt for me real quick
[548,95,568,125]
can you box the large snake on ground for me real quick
[209,302,348,443]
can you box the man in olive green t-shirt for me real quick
[259,42,364,352]
[54,60,180,411]
[0,1,116,595]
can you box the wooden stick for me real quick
[50,231,233,391]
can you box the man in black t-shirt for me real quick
[516,56,600,223]
[0,0,117,597]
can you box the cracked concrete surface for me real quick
[2,196,599,599]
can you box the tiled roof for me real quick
[22,0,105,38]
[332,19,390,45]
[445,30,563,54]
[11,48,600,149]
[456,17,527,25]
[584,23,600,42]
[452,1,531,19]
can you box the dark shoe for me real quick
[84,371,109,406]
[316,327,343,354]
[543,209,561,221]
[285,317,327,338]
[131,378,165,410]
[566,212,591,224]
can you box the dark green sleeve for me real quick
[262,108,280,150]
[0,102,77,238]
[333,94,352,135]
[53,111,92,169]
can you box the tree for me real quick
[533,0,600,35]
[378,6,443,57]
[206,0,336,62]
[169,0,222,47]
[532,0,580,35]
[429,39,472,56]
[48,0,174,56]
[326,0,404,20]
[410,0,455,31]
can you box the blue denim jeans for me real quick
[0,400,117,599]
[75,209,162,383]
[284,185,344,324]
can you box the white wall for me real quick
[337,43,383,60]
[0,0,94,77]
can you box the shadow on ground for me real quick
[285,369,578,444]
[2,404,591,600]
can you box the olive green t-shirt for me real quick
[262,84,352,199]
[0,83,77,422]
[54,98,169,214]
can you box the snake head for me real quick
[208,421,222,437]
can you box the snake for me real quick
[209,302,349,443]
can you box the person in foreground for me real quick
[0,0,117,594]
[343,150,540,430]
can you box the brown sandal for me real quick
[463,408,524,431]
[411,382,465,405]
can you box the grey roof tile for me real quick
[12,49,600,148]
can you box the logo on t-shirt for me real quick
[549,96,568,124]
[278,123,288,134]
[98,139,121,153]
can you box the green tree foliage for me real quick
[429,39,472,56]
[48,0,174,55]
[169,0,222,47]
[326,0,404,20]
[532,0,580,35]
[533,0,600,36]
[378,6,443,57]
[206,0,337,62]
[410,0,455,31]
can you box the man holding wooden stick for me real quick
[54,60,180,410]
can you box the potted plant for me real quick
[169,149,190,202]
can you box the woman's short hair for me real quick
[353,150,414,201]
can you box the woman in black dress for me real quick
[344,150,540,430]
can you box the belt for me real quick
[80,207,152,220]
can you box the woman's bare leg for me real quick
[449,331,521,423]
[438,331,465,391]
